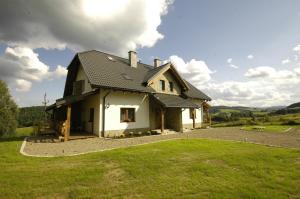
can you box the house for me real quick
[47,50,211,141]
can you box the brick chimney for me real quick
[154,58,161,68]
[128,51,137,68]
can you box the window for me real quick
[159,80,165,91]
[169,82,174,92]
[89,108,94,122]
[189,108,197,119]
[73,80,85,95]
[120,108,135,122]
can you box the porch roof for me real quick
[152,93,200,108]
[46,90,98,111]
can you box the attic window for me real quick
[107,56,115,61]
[121,73,133,80]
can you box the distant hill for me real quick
[287,102,300,109]
[210,105,284,114]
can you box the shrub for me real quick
[282,120,299,125]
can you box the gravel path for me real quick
[22,127,300,157]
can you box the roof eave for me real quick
[91,84,151,94]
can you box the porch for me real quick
[46,90,99,141]
[150,93,201,133]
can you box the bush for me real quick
[281,120,299,125]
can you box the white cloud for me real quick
[245,66,297,80]
[52,65,68,77]
[0,0,173,55]
[226,58,239,69]
[202,77,299,107]
[245,66,276,78]
[15,79,32,92]
[169,55,214,87]
[281,58,291,65]
[166,55,300,107]
[0,46,67,91]
[227,58,232,64]
[247,54,254,59]
[293,44,300,54]
[295,67,300,75]
[229,64,239,69]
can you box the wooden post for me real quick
[209,113,211,126]
[65,105,71,141]
[192,109,196,129]
[161,108,164,133]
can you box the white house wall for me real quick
[80,93,101,135]
[182,99,203,127]
[100,90,150,132]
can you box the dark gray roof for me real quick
[78,50,154,93]
[183,81,211,101]
[143,63,168,83]
[152,93,199,108]
[74,50,210,100]
[46,90,99,111]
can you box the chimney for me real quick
[154,58,161,68]
[128,51,137,68]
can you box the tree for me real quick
[0,80,18,136]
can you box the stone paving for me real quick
[21,127,300,157]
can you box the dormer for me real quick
[143,62,189,95]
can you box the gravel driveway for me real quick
[21,127,300,157]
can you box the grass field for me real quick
[241,125,293,133]
[0,129,300,198]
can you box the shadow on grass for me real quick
[0,136,26,142]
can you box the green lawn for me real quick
[241,125,294,133]
[0,131,300,198]
[15,126,35,137]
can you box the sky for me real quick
[0,0,300,107]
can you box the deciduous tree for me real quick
[0,80,18,136]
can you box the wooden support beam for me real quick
[65,105,71,141]
[192,109,196,129]
[161,108,164,133]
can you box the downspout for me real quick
[101,90,111,137]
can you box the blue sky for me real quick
[0,0,300,107]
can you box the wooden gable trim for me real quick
[146,63,190,91]
[63,55,80,97]
[63,54,93,97]
[146,63,170,86]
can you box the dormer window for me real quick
[159,80,165,91]
[169,82,174,92]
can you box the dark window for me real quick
[89,108,94,122]
[120,108,135,122]
[73,80,85,95]
[159,80,165,91]
[169,82,174,92]
[189,108,196,119]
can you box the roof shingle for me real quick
[75,50,211,100]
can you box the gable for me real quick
[63,55,93,97]
[146,64,189,95]
[75,64,92,93]
[149,68,183,95]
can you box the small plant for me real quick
[145,131,151,136]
